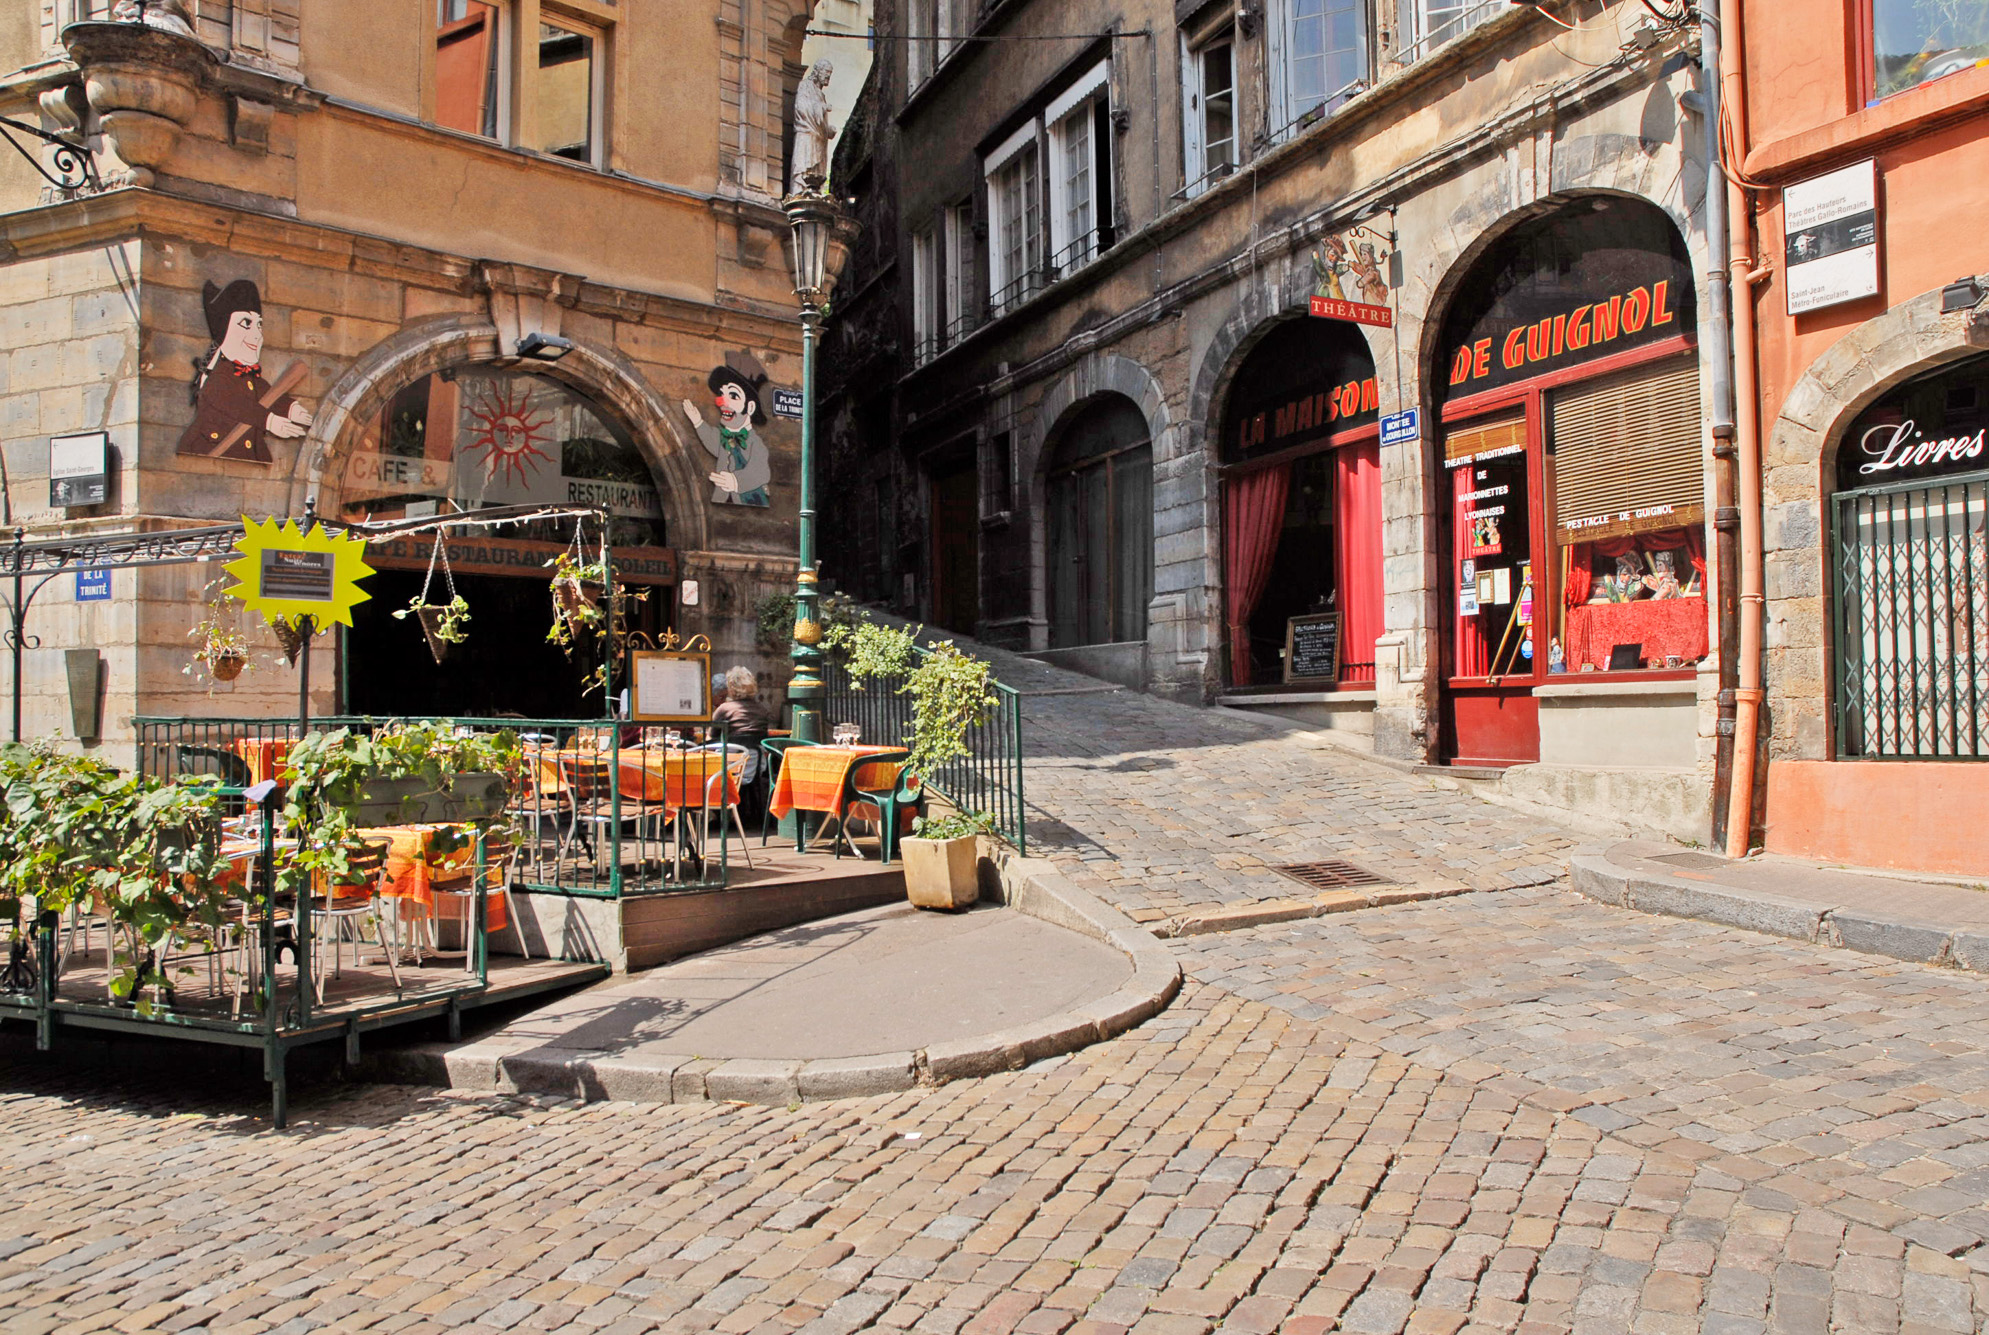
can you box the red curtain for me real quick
[1224,465,1291,684]
[1452,468,1490,677]
[1334,441,1383,683]
[1563,527,1707,607]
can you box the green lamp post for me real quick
[780,188,856,745]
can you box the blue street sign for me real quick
[75,568,111,602]
[1380,410,1421,446]
[771,388,805,420]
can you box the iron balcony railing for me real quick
[1832,473,1989,760]
[824,652,1026,854]
[135,715,741,896]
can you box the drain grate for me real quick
[1649,852,1729,871]
[1272,859,1390,892]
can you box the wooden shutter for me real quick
[1550,359,1704,538]
[1444,415,1526,466]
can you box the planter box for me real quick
[901,835,979,911]
[350,772,509,826]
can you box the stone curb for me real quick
[1151,881,1477,938]
[365,857,1181,1106]
[1569,852,1989,972]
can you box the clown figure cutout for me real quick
[177,279,312,464]
[683,366,772,507]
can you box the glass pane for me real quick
[1450,452,1532,678]
[1111,446,1154,642]
[1874,0,1989,99]
[1203,44,1235,171]
[1062,112,1092,262]
[536,21,595,163]
[436,0,501,139]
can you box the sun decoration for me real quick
[461,378,556,488]
[224,516,376,630]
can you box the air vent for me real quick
[1272,860,1390,892]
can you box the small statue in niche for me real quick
[789,59,837,193]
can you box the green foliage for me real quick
[758,590,864,653]
[826,617,917,682]
[184,575,258,681]
[394,592,472,645]
[911,809,995,842]
[828,622,1000,793]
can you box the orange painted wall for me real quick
[1766,762,1989,877]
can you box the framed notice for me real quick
[50,431,109,508]
[630,650,711,723]
[1785,160,1879,315]
[1284,613,1342,685]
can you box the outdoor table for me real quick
[352,823,507,933]
[769,745,910,852]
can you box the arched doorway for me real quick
[1829,354,1989,760]
[1217,317,1383,689]
[1430,196,1704,766]
[332,364,676,718]
[1046,396,1153,648]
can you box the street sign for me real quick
[1380,409,1421,446]
[771,388,805,420]
[75,568,111,602]
[50,431,109,508]
[1785,160,1879,315]
[1309,295,1393,327]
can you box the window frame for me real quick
[943,202,977,347]
[1043,61,1113,277]
[531,11,609,169]
[984,125,1042,317]
[1266,0,1373,142]
[911,224,940,365]
[1180,29,1236,199]
[434,0,512,144]
[1859,0,1989,105]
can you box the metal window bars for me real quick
[1264,78,1369,149]
[1832,474,1989,760]
[1391,0,1506,70]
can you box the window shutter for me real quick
[1550,359,1704,538]
[1443,415,1525,466]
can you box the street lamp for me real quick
[780,188,855,745]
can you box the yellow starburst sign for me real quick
[224,517,375,628]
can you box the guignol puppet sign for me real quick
[682,361,772,507]
[177,279,314,464]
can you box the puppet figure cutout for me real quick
[177,279,312,464]
[682,365,771,506]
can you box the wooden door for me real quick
[930,462,980,633]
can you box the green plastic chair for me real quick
[824,750,915,862]
[852,765,926,867]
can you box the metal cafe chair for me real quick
[554,753,624,871]
[693,743,756,868]
[315,837,394,990]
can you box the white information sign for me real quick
[1784,160,1880,316]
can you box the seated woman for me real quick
[710,666,772,786]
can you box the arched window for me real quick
[1048,396,1153,647]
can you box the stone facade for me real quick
[0,3,841,758]
[821,0,1728,843]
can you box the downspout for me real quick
[1695,2,1739,848]
[1715,0,1766,858]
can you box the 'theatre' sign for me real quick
[1309,295,1392,327]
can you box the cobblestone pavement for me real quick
[1013,669,1578,925]
[8,654,1989,1333]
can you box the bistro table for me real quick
[768,745,908,853]
[352,822,508,937]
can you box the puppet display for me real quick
[177,279,312,465]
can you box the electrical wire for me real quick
[804,28,1150,42]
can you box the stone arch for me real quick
[1759,283,1989,760]
[285,314,710,553]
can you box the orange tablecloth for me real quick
[615,750,741,809]
[769,745,904,820]
[1564,597,1709,672]
[231,738,293,786]
[352,824,507,933]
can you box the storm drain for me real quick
[1271,860,1390,892]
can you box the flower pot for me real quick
[61,21,216,188]
[351,775,433,826]
[209,651,246,682]
[438,772,509,822]
[900,835,979,911]
[414,605,452,663]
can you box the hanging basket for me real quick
[552,575,599,619]
[414,605,452,663]
[272,618,305,665]
[209,651,246,682]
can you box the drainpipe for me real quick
[1714,0,1766,858]
[1695,2,1740,849]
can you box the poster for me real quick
[630,651,711,722]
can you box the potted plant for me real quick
[186,579,255,683]
[394,592,471,664]
[900,809,993,910]
[546,551,607,650]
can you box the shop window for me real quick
[534,18,602,166]
[436,1,504,140]
[1832,356,1989,759]
[1269,0,1370,141]
[1049,397,1153,648]
[1548,359,1707,675]
[1869,0,1989,102]
[338,367,665,550]
[1180,31,1236,198]
[986,130,1041,315]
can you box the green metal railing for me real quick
[823,654,1027,853]
[135,716,739,896]
[1832,472,1989,759]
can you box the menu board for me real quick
[630,650,710,722]
[1284,613,1342,684]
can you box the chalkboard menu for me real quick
[1284,613,1342,684]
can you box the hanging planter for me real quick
[394,534,471,664]
[185,576,257,686]
[209,650,246,682]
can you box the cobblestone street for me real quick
[6,681,1989,1334]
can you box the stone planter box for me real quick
[900,835,979,911]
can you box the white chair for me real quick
[694,744,756,868]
